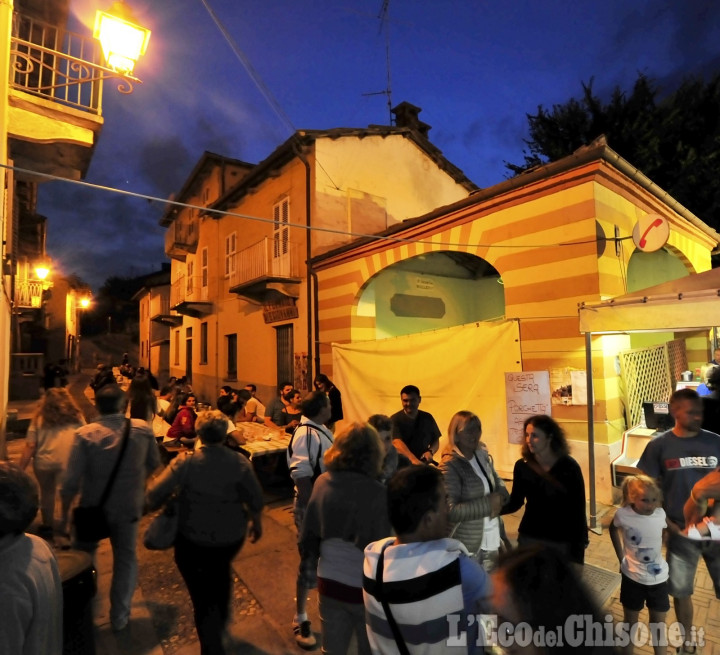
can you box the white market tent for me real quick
[578,267,720,528]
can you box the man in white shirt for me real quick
[244,384,266,423]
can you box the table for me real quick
[239,422,291,459]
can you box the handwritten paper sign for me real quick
[505,371,551,444]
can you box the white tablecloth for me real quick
[238,422,291,459]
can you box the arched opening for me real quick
[626,248,691,293]
[356,252,504,339]
[627,247,692,350]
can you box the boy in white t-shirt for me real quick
[610,474,669,655]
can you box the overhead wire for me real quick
[1,162,630,251]
[197,0,341,190]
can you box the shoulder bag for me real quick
[375,542,411,655]
[73,419,131,542]
[144,452,193,550]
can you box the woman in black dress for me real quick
[501,414,588,564]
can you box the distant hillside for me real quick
[80,333,138,369]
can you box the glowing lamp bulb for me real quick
[94,3,150,75]
[34,265,50,280]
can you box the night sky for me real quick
[38,0,720,290]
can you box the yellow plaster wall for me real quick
[312,136,472,254]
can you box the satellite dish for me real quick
[632,214,669,252]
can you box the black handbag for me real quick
[144,452,193,550]
[73,419,131,542]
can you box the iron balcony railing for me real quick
[11,353,44,375]
[229,238,303,288]
[15,279,44,308]
[170,275,208,307]
[164,216,199,259]
[10,12,140,115]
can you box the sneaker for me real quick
[292,620,316,649]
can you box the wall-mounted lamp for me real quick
[34,264,50,280]
[93,1,150,76]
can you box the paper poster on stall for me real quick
[570,370,588,406]
[505,371,551,444]
[550,367,588,406]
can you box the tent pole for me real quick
[585,330,598,532]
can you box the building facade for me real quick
[311,141,719,503]
[133,264,173,384]
[2,0,108,447]
[161,105,477,404]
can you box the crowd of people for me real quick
[4,363,720,655]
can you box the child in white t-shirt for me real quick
[610,474,669,655]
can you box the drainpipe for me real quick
[295,141,314,387]
[311,268,320,377]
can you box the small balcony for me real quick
[150,321,170,345]
[164,216,199,261]
[229,238,303,303]
[15,279,45,310]
[150,296,182,327]
[170,275,212,317]
[8,12,109,180]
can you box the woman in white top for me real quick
[19,388,85,537]
[439,410,509,571]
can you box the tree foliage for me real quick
[506,73,720,232]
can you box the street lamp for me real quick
[34,264,50,281]
[79,297,91,309]
[93,1,151,76]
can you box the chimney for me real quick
[391,101,431,137]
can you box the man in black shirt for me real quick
[390,385,441,465]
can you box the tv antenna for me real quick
[362,0,393,124]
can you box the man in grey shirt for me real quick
[61,384,161,631]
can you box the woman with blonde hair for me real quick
[300,422,391,654]
[439,411,509,571]
[19,387,85,538]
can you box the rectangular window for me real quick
[224,232,236,278]
[173,330,180,365]
[200,322,208,365]
[273,197,289,259]
[186,259,194,295]
[226,334,237,380]
[185,328,193,383]
[201,247,208,289]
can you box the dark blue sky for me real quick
[40,0,720,290]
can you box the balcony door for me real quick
[272,198,290,276]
